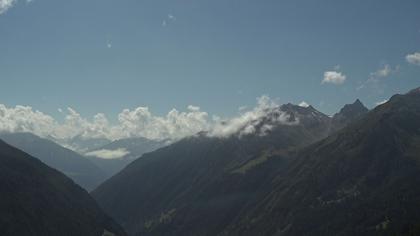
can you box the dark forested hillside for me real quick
[0,132,107,191]
[0,140,126,236]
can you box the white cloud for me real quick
[406,52,420,66]
[372,64,392,78]
[370,64,398,80]
[357,64,398,91]
[116,105,210,141]
[0,0,16,14]
[322,71,346,85]
[0,96,298,145]
[298,101,310,108]
[162,14,176,27]
[85,148,130,159]
[209,96,295,138]
[375,99,388,106]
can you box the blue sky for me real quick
[1,0,420,121]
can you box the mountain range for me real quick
[2,87,420,236]
[92,96,383,236]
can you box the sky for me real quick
[0,0,420,142]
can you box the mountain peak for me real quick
[337,99,368,117]
[354,98,363,105]
[330,99,369,131]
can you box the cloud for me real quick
[0,0,16,14]
[85,148,130,159]
[117,105,210,141]
[162,14,176,27]
[357,64,399,91]
[322,71,346,85]
[0,96,297,146]
[209,96,295,138]
[406,52,420,66]
[375,99,388,106]
[0,103,211,141]
[372,64,393,78]
[168,14,176,20]
[371,64,399,80]
[298,101,310,108]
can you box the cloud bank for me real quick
[0,96,293,144]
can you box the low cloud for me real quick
[209,96,294,138]
[322,71,346,85]
[0,95,295,144]
[406,52,420,66]
[375,99,388,106]
[0,0,16,14]
[85,148,130,159]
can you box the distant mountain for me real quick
[86,137,168,178]
[224,88,420,235]
[331,99,369,131]
[0,139,126,236]
[0,132,106,191]
[92,104,333,235]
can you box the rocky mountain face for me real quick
[0,140,126,236]
[0,132,107,191]
[92,103,339,235]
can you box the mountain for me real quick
[330,99,369,131]
[92,104,333,235]
[0,132,107,191]
[93,89,420,236]
[86,137,168,178]
[223,88,420,235]
[0,139,126,236]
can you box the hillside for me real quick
[0,132,107,191]
[0,140,126,236]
